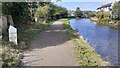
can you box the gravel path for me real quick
[20,19,79,66]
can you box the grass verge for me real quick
[63,19,108,66]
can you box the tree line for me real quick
[2,2,68,27]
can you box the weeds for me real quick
[1,42,21,68]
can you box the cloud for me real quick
[74,3,103,10]
[76,4,98,9]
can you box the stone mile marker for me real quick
[9,25,17,45]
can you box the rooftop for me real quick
[97,3,112,10]
[97,1,120,10]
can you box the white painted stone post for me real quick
[9,25,17,45]
[35,17,38,22]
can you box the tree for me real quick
[112,2,120,20]
[59,7,68,18]
[54,6,68,18]
[35,5,50,22]
[75,7,83,18]
[35,3,68,22]
[2,2,31,26]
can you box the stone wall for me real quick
[7,15,14,26]
[0,17,2,35]
[0,16,8,31]
[0,15,14,32]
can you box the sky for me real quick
[53,0,119,11]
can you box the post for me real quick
[9,25,17,45]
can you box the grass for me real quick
[1,21,53,68]
[63,19,107,66]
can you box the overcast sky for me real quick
[54,0,119,11]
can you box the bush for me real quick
[2,2,30,26]
[35,3,68,22]
[100,17,110,24]
[35,5,50,22]
[89,13,96,17]
[95,11,111,24]
[96,12,111,19]
[112,2,120,20]
[115,21,120,29]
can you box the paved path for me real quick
[20,19,79,66]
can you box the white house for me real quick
[96,1,120,12]
[96,3,113,12]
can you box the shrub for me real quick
[115,21,120,29]
[95,11,111,24]
[100,17,110,24]
[112,2,120,20]
[96,12,111,19]
[89,13,96,17]
[35,5,50,22]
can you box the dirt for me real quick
[19,19,79,66]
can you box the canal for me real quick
[69,18,119,66]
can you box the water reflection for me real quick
[69,18,119,65]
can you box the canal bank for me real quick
[90,17,120,30]
[68,18,119,66]
[63,19,108,66]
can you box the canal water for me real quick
[69,18,119,66]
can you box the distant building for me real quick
[71,12,75,16]
[96,1,120,12]
[68,11,75,16]
[96,2,113,12]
